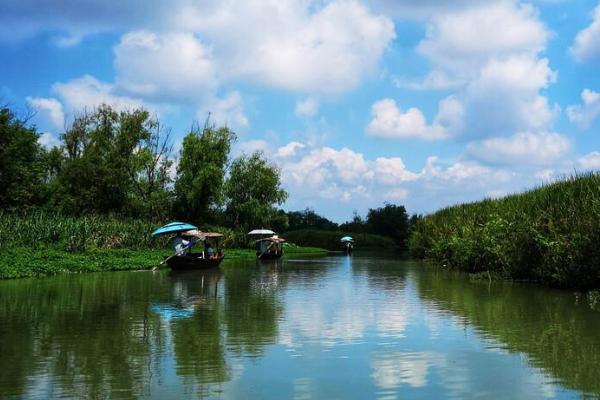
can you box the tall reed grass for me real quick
[0,211,166,252]
[409,173,600,289]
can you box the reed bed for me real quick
[409,173,600,289]
[0,211,166,252]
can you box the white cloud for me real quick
[37,132,61,149]
[383,188,409,200]
[366,99,448,140]
[394,69,465,91]
[294,97,319,118]
[26,97,65,129]
[578,151,600,171]
[416,2,549,78]
[53,74,149,113]
[177,0,396,94]
[201,91,248,130]
[571,3,600,63]
[114,31,217,101]
[276,142,305,158]
[374,157,419,184]
[466,131,570,166]
[461,55,557,138]
[566,88,600,129]
[235,140,270,157]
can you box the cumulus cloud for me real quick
[114,31,218,101]
[461,55,557,137]
[276,142,306,158]
[26,97,65,129]
[53,74,150,113]
[37,132,61,149]
[466,131,570,166]
[366,99,448,140]
[399,1,556,140]
[571,3,600,63]
[566,88,600,129]
[416,1,549,78]
[201,91,248,130]
[275,142,518,216]
[578,151,600,171]
[295,97,319,118]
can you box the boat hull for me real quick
[257,251,283,260]
[166,254,225,270]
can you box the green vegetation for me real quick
[284,229,396,250]
[409,173,600,289]
[0,212,327,279]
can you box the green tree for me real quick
[128,121,174,220]
[174,122,235,222]
[0,107,46,209]
[224,151,288,230]
[55,104,158,215]
[366,203,410,247]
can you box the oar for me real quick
[153,242,193,271]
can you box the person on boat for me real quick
[204,241,214,258]
[172,233,191,256]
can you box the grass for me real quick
[409,173,600,289]
[0,245,329,279]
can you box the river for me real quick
[1,253,599,399]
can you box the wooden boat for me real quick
[256,235,285,260]
[166,253,225,270]
[167,230,225,270]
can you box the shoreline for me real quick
[0,246,329,280]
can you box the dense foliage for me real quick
[284,229,396,250]
[0,108,46,209]
[175,122,234,222]
[224,151,288,230]
[409,173,600,289]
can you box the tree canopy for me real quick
[224,151,288,230]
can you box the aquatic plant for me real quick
[409,173,600,289]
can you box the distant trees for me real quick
[287,208,338,231]
[224,151,288,230]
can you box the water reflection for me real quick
[0,256,598,399]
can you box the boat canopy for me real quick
[248,229,275,235]
[256,235,285,243]
[181,230,224,240]
[340,236,353,242]
[152,222,198,237]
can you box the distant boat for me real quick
[255,236,286,260]
[340,236,354,255]
[248,229,284,260]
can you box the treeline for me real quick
[1,103,414,247]
[284,205,417,248]
[1,104,286,231]
[409,173,600,289]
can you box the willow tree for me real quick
[224,151,287,230]
[174,122,235,223]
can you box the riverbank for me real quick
[0,246,329,279]
[284,229,397,250]
[409,173,600,289]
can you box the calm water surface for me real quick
[1,254,599,399]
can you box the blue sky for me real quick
[2,0,600,221]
